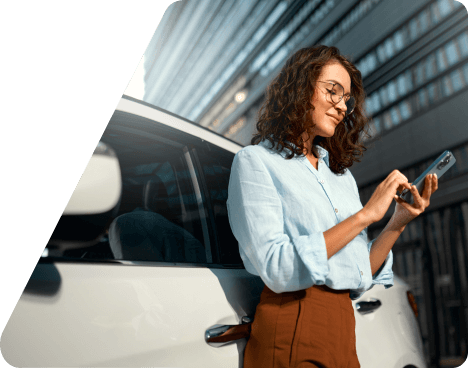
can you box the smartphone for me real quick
[399,150,456,204]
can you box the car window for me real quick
[54,120,209,264]
[195,144,243,266]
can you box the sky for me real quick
[123,55,145,100]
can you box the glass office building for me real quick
[144,1,468,365]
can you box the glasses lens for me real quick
[346,96,355,115]
[330,83,343,104]
[322,81,355,115]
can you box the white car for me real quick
[1,96,426,368]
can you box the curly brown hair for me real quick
[251,45,370,174]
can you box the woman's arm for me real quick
[368,173,438,275]
[367,218,405,275]
[323,169,412,259]
[323,210,372,258]
[324,172,438,273]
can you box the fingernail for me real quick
[434,173,437,179]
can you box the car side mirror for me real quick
[47,142,122,251]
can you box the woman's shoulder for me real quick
[334,166,356,181]
[233,142,284,173]
[236,141,278,160]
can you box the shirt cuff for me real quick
[372,247,394,289]
[294,232,329,285]
[350,241,394,300]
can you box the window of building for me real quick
[442,75,453,97]
[399,100,412,120]
[368,53,377,71]
[356,0,461,83]
[426,54,437,79]
[364,98,371,115]
[371,93,381,114]
[417,89,429,109]
[383,111,393,129]
[418,8,430,34]
[364,31,468,139]
[387,81,398,103]
[373,117,382,134]
[405,69,414,91]
[445,40,460,66]
[431,1,442,24]
[390,106,401,126]
[358,59,369,78]
[385,38,395,59]
[397,74,407,96]
[365,93,374,115]
[415,62,425,86]
[379,86,389,107]
[409,18,419,41]
[458,32,468,58]
[450,69,464,92]
[462,63,468,83]
[377,44,387,63]
[394,29,405,51]
[427,82,438,103]
[437,48,448,73]
[438,0,453,17]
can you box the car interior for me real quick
[49,123,208,263]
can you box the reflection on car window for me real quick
[54,127,207,264]
[109,153,206,263]
[196,147,243,265]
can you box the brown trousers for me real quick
[243,284,361,368]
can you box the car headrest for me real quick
[143,176,169,213]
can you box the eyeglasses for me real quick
[317,81,355,115]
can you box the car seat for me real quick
[108,176,205,263]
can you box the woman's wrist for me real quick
[386,213,408,233]
[356,208,376,229]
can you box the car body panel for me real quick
[354,276,426,368]
[2,262,263,367]
[116,97,242,154]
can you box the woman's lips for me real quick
[326,114,341,124]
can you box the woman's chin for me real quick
[320,129,336,138]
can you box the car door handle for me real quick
[205,316,253,347]
[356,299,382,314]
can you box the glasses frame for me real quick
[317,81,355,115]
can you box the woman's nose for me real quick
[335,97,348,113]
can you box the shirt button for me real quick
[335,208,338,213]
[360,271,363,275]
[320,179,325,184]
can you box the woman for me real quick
[226,45,437,367]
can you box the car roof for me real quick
[117,95,244,154]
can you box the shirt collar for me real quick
[258,139,330,167]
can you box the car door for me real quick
[189,139,265,353]
[1,106,263,367]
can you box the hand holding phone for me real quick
[400,150,455,204]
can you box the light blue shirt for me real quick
[226,139,393,300]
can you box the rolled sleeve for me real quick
[227,148,329,293]
[350,239,394,300]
